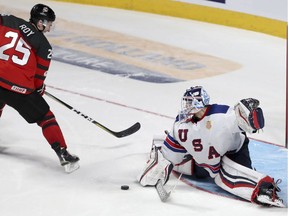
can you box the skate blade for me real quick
[63,162,80,173]
[257,195,286,208]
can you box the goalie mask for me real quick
[181,86,210,117]
[234,98,265,133]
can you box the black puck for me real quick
[121,185,129,190]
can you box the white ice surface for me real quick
[0,0,287,216]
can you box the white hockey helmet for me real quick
[181,86,210,116]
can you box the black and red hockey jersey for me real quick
[0,14,51,94]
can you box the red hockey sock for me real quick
[37,110,67,148]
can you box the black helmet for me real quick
[30,4,56,24]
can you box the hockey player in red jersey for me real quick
[0,4,79,173]
[138,86,284,207]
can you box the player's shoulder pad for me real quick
[206,104,230,116]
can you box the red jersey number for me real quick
[0,31,31,66]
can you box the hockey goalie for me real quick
[137,86,285,208]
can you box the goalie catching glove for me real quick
[234,98,265,133]
[137,144,173,186]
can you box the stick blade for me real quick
[155,180,171,202]
[113,122,141,138]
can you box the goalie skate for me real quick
[255,179,285,208]
[256,194,285,208]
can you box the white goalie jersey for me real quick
[156,104,284,207]
[138,90,284,207]
[162,104,245,178]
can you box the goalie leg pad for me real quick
[137,145,173,186]
[215,156,266,201]
[215,156,284,207]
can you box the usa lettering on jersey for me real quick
[178,129,220,159]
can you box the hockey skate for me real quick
[255,179,285,208]
[52,143,80,173]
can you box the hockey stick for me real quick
[155,172,183,202]
[44,91,141,138]
[156,179,171,202]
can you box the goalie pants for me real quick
[170,136,267,202]
[226,134,252,169]
[174,135,252,178]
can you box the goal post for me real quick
[285,25,288,148]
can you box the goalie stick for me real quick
[156,180,171,202]
[44,91,141,138]
[155,173,183,202]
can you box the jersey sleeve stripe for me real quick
[35,74,45,80]
[196,161,221,174]
[164,134,187,153]
[37,62,49,71]
[37,56,50,68]
[0,78,34,93]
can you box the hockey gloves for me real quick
[234,98,265,133]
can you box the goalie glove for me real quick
[234,98,265,133]
[137,145,173,186]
